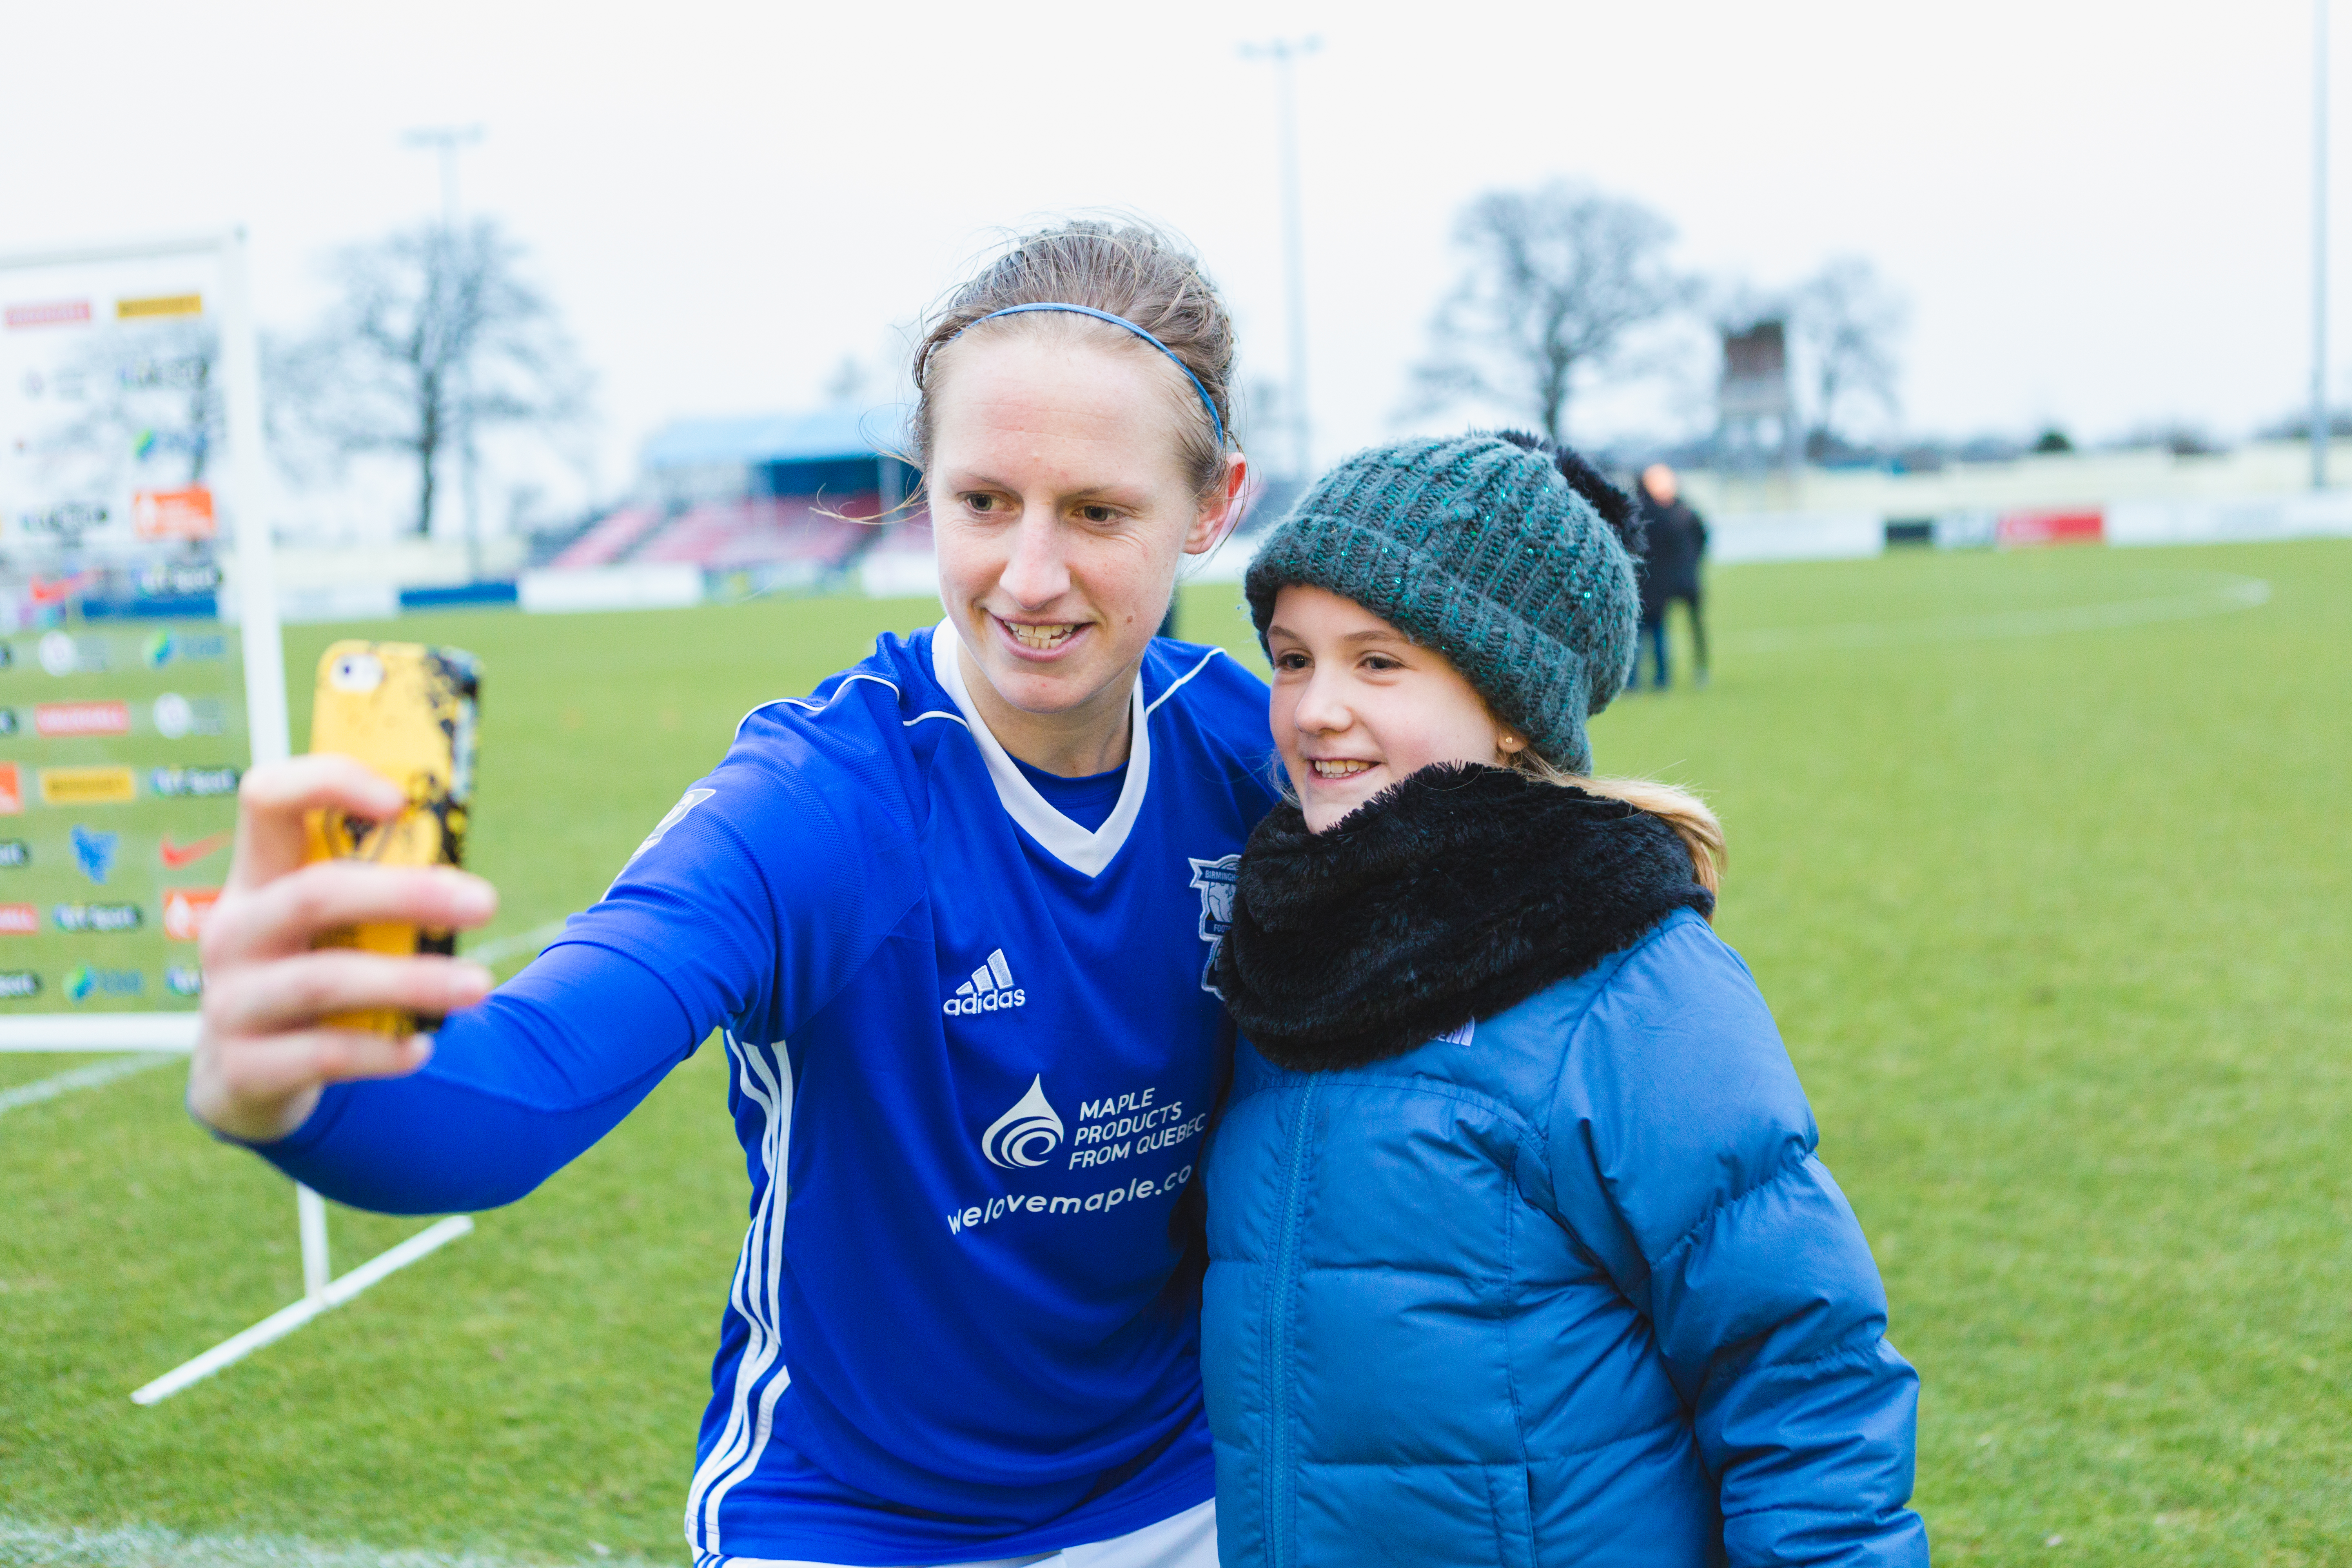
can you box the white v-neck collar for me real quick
[930,620,1151,878]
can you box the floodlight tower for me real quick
[404,123,483,231]
[404,125,486,573]
[2315,0,2331,489]
[1242,37,1321,480]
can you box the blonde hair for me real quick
[1506,750,1725,896]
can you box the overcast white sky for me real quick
[3,0,2337,503]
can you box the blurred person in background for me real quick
[1630,461,1709,690]
[1203,432,1924,1565]
[187,221,1276,1568]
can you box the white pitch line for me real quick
[0,1511,665,1567]
[0,1053,179,1119]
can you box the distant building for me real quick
[1717,319,1798,474]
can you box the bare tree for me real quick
[1412,181,1693,444]
[282,218,586,535]
[1789,257,1906,455]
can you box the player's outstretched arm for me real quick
[220,731,899,1213]
[189,756,498,1145]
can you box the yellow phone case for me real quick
[304,641,481,1034]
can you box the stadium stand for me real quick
[634,495,881,573]
[548,505,667,569]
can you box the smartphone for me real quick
[304,641,482,1034]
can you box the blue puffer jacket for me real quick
[1203,909,1927,1566]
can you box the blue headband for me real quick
[964,302,1226,450]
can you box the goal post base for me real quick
[131,1214,473,1405]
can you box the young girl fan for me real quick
[1202,432,1927,1566]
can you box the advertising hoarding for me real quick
[0,255,250,1017]
[0,233,287,1046]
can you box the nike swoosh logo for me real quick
[159,832,232,869]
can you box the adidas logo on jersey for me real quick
[943,947,1027,1016]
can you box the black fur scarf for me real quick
[1214,764,1715,1071]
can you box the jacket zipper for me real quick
[1266,1078,1316,1568]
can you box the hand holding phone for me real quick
[304,641,482,1035]
[188,644,497,1143]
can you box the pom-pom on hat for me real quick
[1244,430,1641,776]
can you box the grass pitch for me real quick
[1,541,2346,1566]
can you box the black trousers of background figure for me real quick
[1629,591,1708,690]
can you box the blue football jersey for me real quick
[580,626,1277,1564]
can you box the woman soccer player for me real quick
[191,222,1277,1568]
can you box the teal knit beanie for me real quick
[1244,432,1640,775]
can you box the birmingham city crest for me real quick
[1188,854,1240,997]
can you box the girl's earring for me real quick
[1499,732,1526,753]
